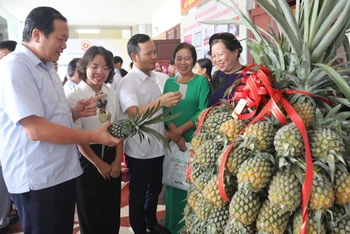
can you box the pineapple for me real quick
[217,146,251,176]
[205,112,233,134]
[293,209,326,234]
[206,205,231,233]
[188,163,206,184]
[184,213,197,231]
[229,189,261,225]
[108,103,179,148]
[184,0,350,232]
[183,205,200,234]
[190,133,212,155]
[202,173,237,207]
[187,186,200,209]
[193,196,213,221]
[244,121,276,151]
[274,123,304,157]
[224,219,255,234]
[292,102,315,129]
[237,152,274,192]
[192,172,213,191]
[334,169,350,205]
[329,205,350,234]
[309,127,345,160]
[197,106,221,125]
[268,166,301,212]
[309,173,334,210]
[194,140,224,168]
[219,118,246,142]
[256,199,291,234]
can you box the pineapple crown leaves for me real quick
[314,104,350,139]
[138,125,175,151]
[237,181,256,195]
[241,135,258,151]
[277,153,302,170]
[139,101,182,126]
[315,63,350,105]
[327,204,350,231]
[256,0,350,63]
[123,101,182,151]
[278,159,305,184]
[310,1,350,62]
[218,99,235,110]
[253,151,276,165]
[215,0,350,105]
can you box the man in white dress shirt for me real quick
[0,7,120,234]
[118,34,181,234]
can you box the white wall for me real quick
[0,7,23,42]
[152,0,181,38]
[180,0,248,62]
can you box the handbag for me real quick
[162,141,191,191]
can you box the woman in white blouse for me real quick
[66,46,123,234]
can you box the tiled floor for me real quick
[7,182,167,234]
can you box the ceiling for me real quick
[0,0,177,27]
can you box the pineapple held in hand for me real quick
[108,102,180,149]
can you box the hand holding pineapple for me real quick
[160,91,182,107]
[91,121,122,147]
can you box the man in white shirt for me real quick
[0,39,17,234]
[0,7,120,234]
[118,34,181,234]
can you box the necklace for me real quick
[95,91,111,123]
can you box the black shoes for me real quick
[149,223,171,234]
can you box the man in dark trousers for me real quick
[118,34,181,234]
[0,7,120,234]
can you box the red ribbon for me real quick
[217,65,319,234]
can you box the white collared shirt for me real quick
[153,71,169,93]
[66,81,122,133]
[0,44,82,193]
[107,73,123,92]
[118,67,165,159]
[63,79,78,95]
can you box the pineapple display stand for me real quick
[184,0,350,233]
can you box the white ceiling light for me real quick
[75,29,100,34]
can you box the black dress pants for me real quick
[125,155,164,234]
[76,144,121,234]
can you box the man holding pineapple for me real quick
[119,34,182,234]
[0,7,121,234]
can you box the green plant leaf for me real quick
[311,1,350,61]
[255,0,302,56]
[315,63,350,102]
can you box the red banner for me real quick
[181,0,204,15]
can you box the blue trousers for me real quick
[11,178,76,234]
[125,155,164,234]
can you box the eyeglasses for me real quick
[88,65,111,74]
